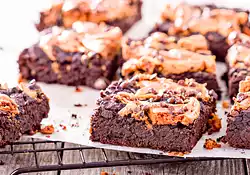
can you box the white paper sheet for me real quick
[1,0,250,159]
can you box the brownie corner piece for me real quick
[36,0,142,33]
[0,81,49,146]
[151,2,250,62]
[226,76,250,148]
[19,22,122,90]
[90,74,217,152]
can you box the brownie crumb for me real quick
[75,87,83,92]
[217,136,227,143]
[74,103,83,107]
[204,138,221,150]
[222,100,230,109]
[207,114,222,135]
[59,124,67,130]
[127,171,132,174]
[40,125,55,134]
[168,151,188,156]
[100,172,109,175]
[71,114,77,118]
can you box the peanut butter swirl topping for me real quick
[226,43,250,69]
[41,0,140,28]
[105,74,212,126]
[0,94,19,116]
[122,32,215,77]
[161,3,249,37]
[39,22,122,61]
[231,76,250,112]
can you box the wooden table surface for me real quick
[0,137,248,175]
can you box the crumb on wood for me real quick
[207,113,222,135]
[75,86,83,92]
[222,100,230,109]
[40,125,54,134]
[74,103,83,107]
[204,138,221,150]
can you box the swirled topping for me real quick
[102,74,212,126]
[122,32,210,60]
[231,76,250,112]
[39,22,122,61]
[39,0,140,28]
[0,94,19,116]
[226,43,250,69]
[122,32,215,77]
[160,3,249,37]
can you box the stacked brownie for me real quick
[90,74,217,152]
[121,32,220,96]
[226,32,250,99]
[36,0,142,33]
[151,3,250,62]
[0,81,49,146]
[19,22,122,89]
[226,76,250,148]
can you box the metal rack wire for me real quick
[0,138,229,175]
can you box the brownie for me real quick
[151,3,250,62]
[0,81,49,146]
[226,32,250,100]
[90,74,217,152]
[36,0,142,33]
[226,76,250,148]
[19,22,122,90]
[121,32,220,96]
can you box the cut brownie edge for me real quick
[90,100,214,152]
[227,110,250,148]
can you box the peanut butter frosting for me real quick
[231,76,250,112]
[226,43,250,69]
[161,3,249,37]
[121,49,216,78]
[109,74,212,126]
[39,22,122,61]
[41,0,140,28]
[122,32,210,60]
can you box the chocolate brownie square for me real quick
[0,81,49,146]
[121,32,220,96]
[226,32,250,99]
[36,0,142,33]
[90,74,217,152]
[226,76,250,148]
[151,3,250,62]
[19,22,122,89]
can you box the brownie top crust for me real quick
[231,76,250,113]
[160,3,249,37]
[226,35,250,69]
[100,74,214,126]
[39,22,122,61]
[121,32,215,78]
[0,81,49,117]
[39,0,141,28]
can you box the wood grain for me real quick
[0,139,247,175]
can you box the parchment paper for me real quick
[1,0,250,158]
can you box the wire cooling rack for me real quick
[0,138,230,175]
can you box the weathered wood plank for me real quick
[163,159,246,175]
